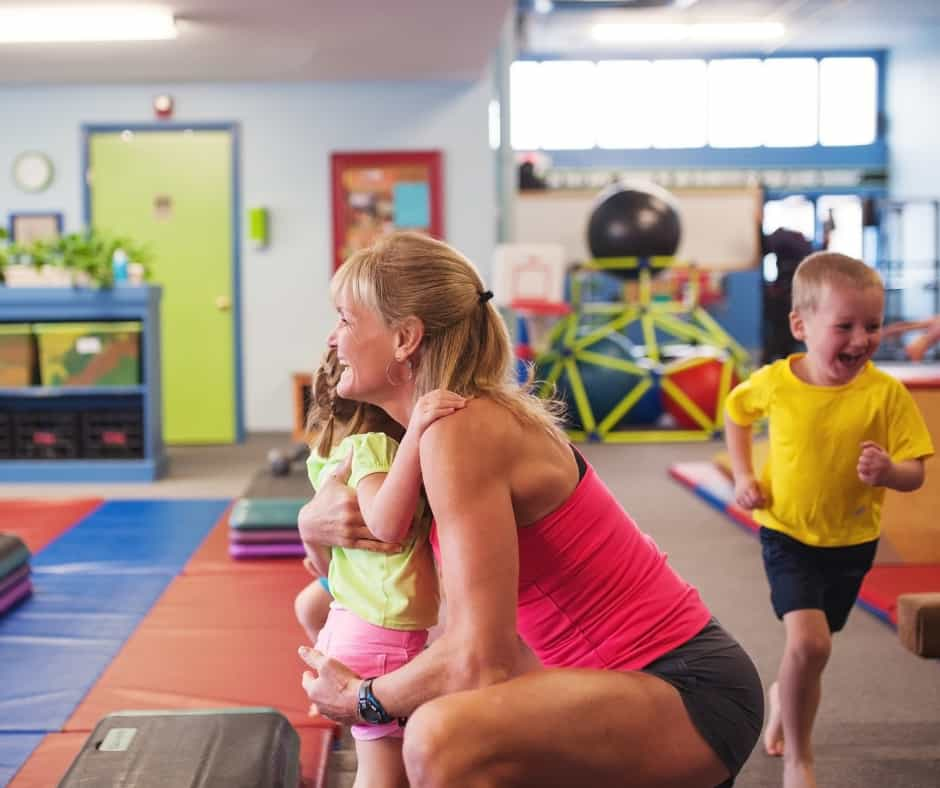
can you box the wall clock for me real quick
[12,151,54,193]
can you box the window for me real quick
[510,53,879,154]
[596,60,655,149]
[708,59,763,148]
[819,57,878,146]
[650,60,708,148]
[762,59,818,147]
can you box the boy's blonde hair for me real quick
[306,346,402,458]
[331,231,566,441]
[791,251,884,314]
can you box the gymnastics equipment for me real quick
[537,332,663,434]
[661,355,740,431]
[586,182,681,275]
[897,593,940,658]
[534,261,749,442]
[59,708,300,787]
[0,532,32,616]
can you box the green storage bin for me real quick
[34,321,141,387]
[0,324,35,387]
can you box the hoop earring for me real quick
[385,358,414,386]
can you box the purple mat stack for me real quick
[228,498,306,559]
[0,532,32,615]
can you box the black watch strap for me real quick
[358,677,394,725]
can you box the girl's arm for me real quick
[358,390,468,544]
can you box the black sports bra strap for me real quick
[571,445,587,481]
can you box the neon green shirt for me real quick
[725,356,934,547]
[307,432,439,630]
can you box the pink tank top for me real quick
[430,460,711,670]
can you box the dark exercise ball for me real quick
[587,182,682,274]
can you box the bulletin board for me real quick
[514,186,763,270]
[330,150,444,271]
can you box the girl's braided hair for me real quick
[305,347,401,458]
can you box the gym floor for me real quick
[3,438,938,787]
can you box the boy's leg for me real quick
[354,737,409,788]
[777,609,831,788]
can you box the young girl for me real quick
[296,346,465,788]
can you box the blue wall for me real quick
[0,79,497,431]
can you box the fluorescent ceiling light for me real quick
[592,22,785,44]
[0,5,177,44]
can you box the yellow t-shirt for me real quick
[307,432,439,630]
[725,356,934,547]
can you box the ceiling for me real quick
[0,1,938,85]
[0,0,513,84]
[520,0,940,54]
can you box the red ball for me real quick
[662,357,738,430]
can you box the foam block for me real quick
[59,708,300,788]
[0,576,31,615]
[897,593,940,658]
[229,542,306,559]
[229,498,306,530]
[229,529,300,544]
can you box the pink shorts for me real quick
[314,603,428,740]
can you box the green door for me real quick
[87,128,239,444]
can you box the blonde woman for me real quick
[298,231,762,787]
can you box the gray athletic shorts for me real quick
[641,618,763,786]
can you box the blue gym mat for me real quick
[0,733,45,786]
[0,499,229,754]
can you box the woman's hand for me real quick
[408,389,468,435]
[298,646,362,726]
[297,451,399,552]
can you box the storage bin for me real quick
[13,410,80,459]
[0,323,35,387]
[33,321,141,387]
[82,408,144,459]
[0,411,12,458]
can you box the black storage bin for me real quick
[82,408,144,459]
[0,411,12,459]
[13,410,80,459]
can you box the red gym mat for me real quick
[857,564,940,625]
[185,507,309,576]
[7,726,332,788]
[66,566,335,732]
[0,498,103,554]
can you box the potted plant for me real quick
[1,228,152,288]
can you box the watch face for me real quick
[13,151,54,193]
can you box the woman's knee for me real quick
[402,697,478,787]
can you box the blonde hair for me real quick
[306,346,402,458]
[331,231,566,440]
[791,251,884,314]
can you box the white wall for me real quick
[888,44,940,199]
[0,78,497,431]
[887,41,940,319]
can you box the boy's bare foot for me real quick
[783,758,818,788]
[764,681,784,756]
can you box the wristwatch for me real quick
[357,678,393,725]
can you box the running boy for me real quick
[724,251,933,788]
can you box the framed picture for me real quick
[9,211,63,244]
[331,150,443,271]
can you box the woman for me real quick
[298,231,762,787]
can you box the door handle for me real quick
[215,295,231,311]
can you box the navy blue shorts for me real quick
[759,527,877,633]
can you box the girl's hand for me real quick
[409,389,468,435]
[734,475,767,510]
[857,440,892,486]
